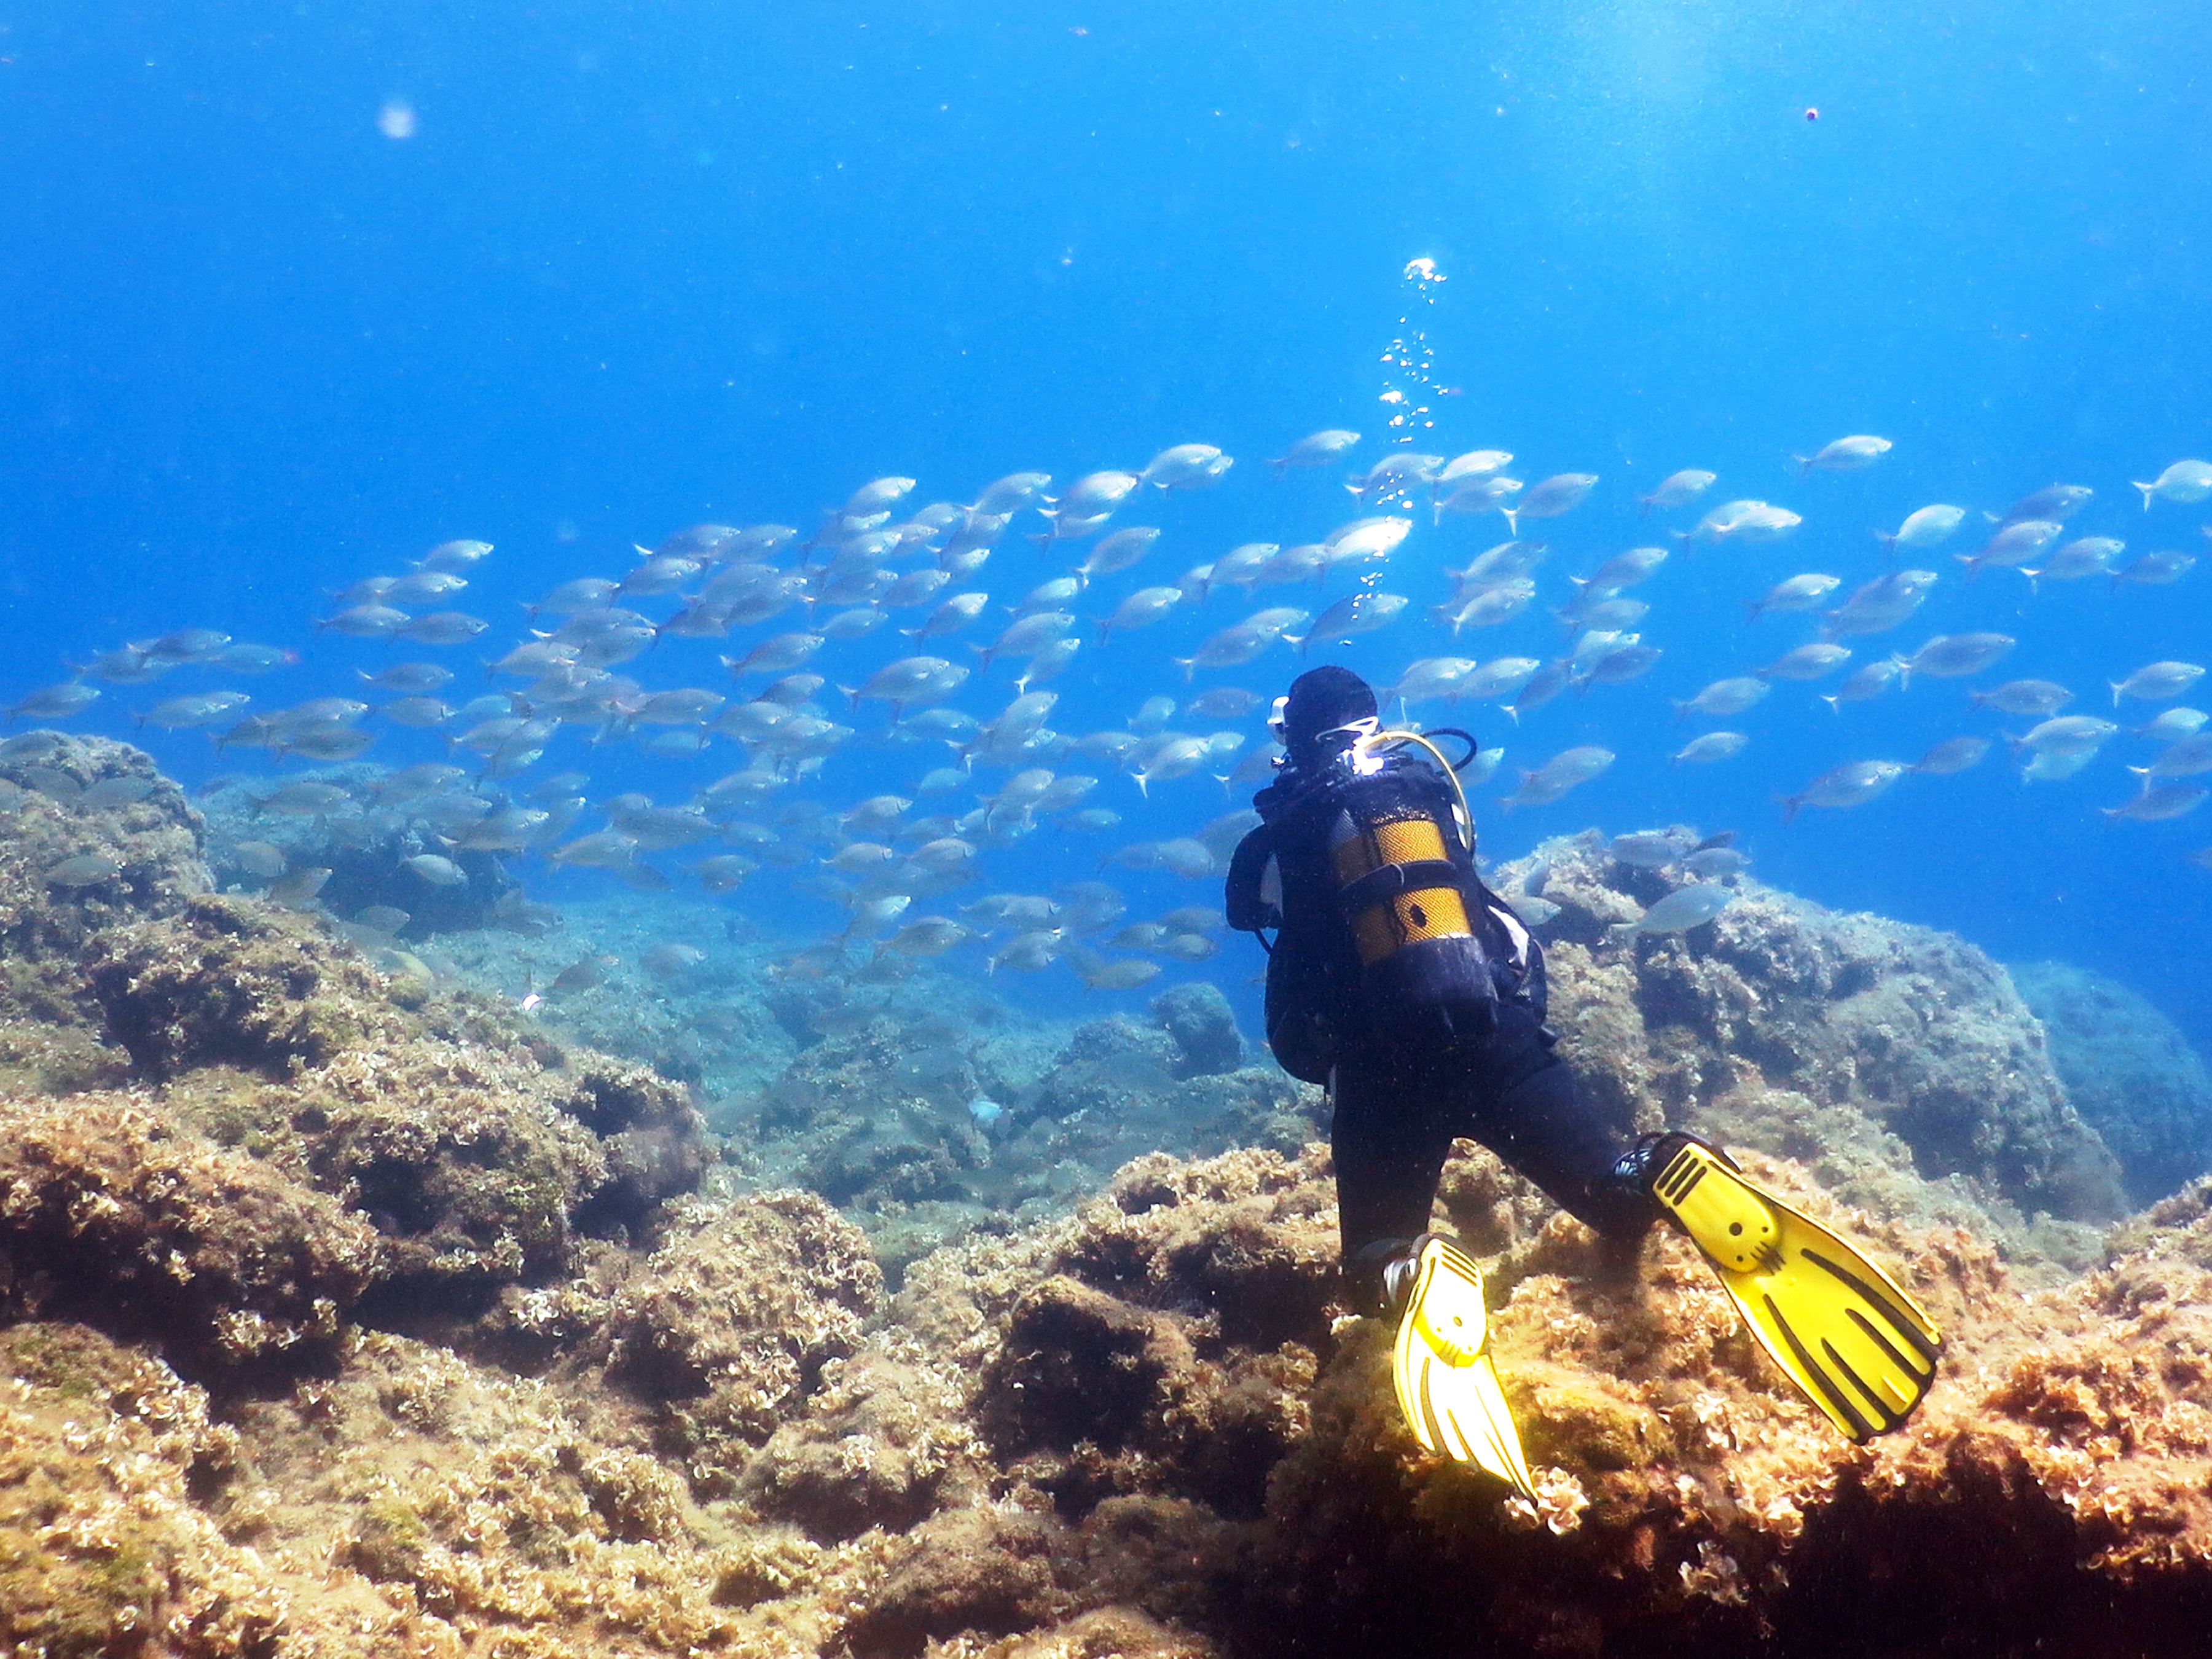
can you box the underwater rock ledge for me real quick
[3,743,2212,1655]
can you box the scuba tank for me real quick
[1321,726,1505,1045]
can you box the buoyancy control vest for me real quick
[1227,738,1544,1081]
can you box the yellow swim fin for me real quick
[1649,1135,1943,1442]
[1390,1234,1538,1497]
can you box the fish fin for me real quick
[2135,482,2155,509]
[2111,681,2125,707]
[1776,794,1802,824]
[1873,531,1897,553]
[1819,696,1841,714]
[2018,569,2041,597]
[1500,509,1518,537]
[1671,699,1691,723]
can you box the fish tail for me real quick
[1670,699,1690,723]
[1776,793,1802,824]
[2111,681,2125,707]
[1819,696,1841,715]
[2135,481,2155,510]
[1874,531,1897,554]
[1636,495,1652,519]
[1790,455,1811,480]
[2018,569,2041,597]
[1891,654,1914,691]
[1500,509,1518,537]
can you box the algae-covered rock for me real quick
[0,1093,380,1376]
[2014,959,2212,1206]
[0,735,206,1097]
[842,1504,1072,1657]
[1150,981,1244,1077]
[0,734,208,963]
[605,1189,885,1486]
[86,893,401,1079]
[79,888,710,1313]
[1510,835,2128,1223]
[0,1323,284,1657]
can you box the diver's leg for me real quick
[1332,1061,1457,1312]
[1465,1015,1658,1244]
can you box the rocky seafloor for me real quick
[5,734,2212,1657]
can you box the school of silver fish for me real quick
[9,432,2210,992]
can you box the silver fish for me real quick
[1792,434,1891,477]
[1746,573,1841,622]
[1626,883,1735,934]
[1899,633,2015,683]
[2111,661,2206,705]
[1913,737,1991,776]
[1756,644,1852,683]
[1875,504,1966,554]
[1672,732,1749,765]
[1969,680,2074,717]
[2102,783,2208,822]
[2132,460,2212,508]
[1636,471,1716,516]
[1266,430,1359,474]
[1780,760,1907,822]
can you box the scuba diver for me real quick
[1224,665,1942,1495]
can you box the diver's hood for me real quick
[1274,665,1379,771]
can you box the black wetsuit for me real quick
[1226,749,1652,1304]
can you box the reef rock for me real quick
[0,1093,380,1377]
[2,802,708,1362]
[4,764,2208,1659]
[0,734,208,1097]
[603,1188,885,1488]
[2014,959,2212,1206]
[1509,833,2128,1223]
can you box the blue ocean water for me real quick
[3,1,2208,1041]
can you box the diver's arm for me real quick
[1223,823,1281,933]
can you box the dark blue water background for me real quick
[3,2,2208,1040]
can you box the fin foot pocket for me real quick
[1648,1134,1943,1443]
